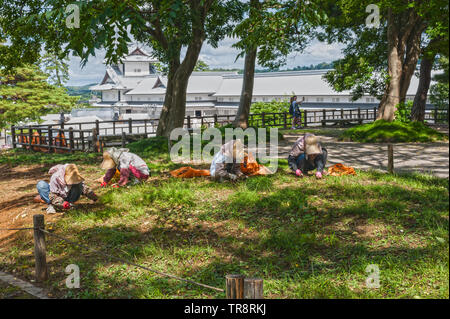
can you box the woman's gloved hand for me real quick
[315,171,323,179]
[295,169,303,177]
[111,184,120,188]
[100,181,108,187]
[62,201,71,210]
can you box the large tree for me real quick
[232,0,325,128]
[410,8,449,121]
[0,0,243,137]
[0,64,78,129]
[320,0,448,121]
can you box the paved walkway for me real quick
[279,133,449,178]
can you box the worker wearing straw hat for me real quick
[100,147,150,187]
[210,139,246,182]
[288,133,328,179]
[36,164,98,214]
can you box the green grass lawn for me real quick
[0,142,448,299]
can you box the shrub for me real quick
[394,101,413,123]
[340,120,447,143]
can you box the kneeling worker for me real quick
[288,134,327,179]
[36,164,98,214]
[100,147,150,187]
[210,140,245,182]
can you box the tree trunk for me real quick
[411,53,435,122]
[378,9,402,121]
[378,9,425,121]
[156,37,204,137]
[233,47,257,129]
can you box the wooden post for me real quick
[366,108,369,120]
[92,128,98,152]
[373,107,377,120]
[214,114,218,127]
[303,110,307,127]
[358,107,361,120]
[387,144,394,174]
[244,278,264,299]
[113,120,116,135]
[226,274,244,299]
[95,120,99,135]
[434,107,438,124]
[80,130,85,151]
[47,126,53,153]
[322,109,326,125]
[340,108,344,119]
[187,116,191,129]
[283,112,287,129]
[144,119,148,137]
[128,118,132,134]
[69,127,74,153]
[33,214,48,282]
[11,125,16,149]
[122,132,126,148]
[28,126,33,150]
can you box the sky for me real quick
[66,38,344,86]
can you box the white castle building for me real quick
[90,47,424,118]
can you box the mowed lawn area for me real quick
[0,136,448,299]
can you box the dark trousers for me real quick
[37,181,83,204]
[288,148,327,173]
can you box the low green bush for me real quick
[340,120,447,143]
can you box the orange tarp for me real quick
[240,153,273,176]
[170,167,211,178]
[327,163,356,176]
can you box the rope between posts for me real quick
[38,228,224,293]
[0,227,37,231]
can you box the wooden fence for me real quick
[10,107,448,153]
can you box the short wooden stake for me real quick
[226,274,244,299]
[387,144,394,174]
[33,214,48,282]
[244,278,264,299]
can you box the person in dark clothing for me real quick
[288,133,327,179]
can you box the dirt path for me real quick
[0,164,100,245]
[279,133,449,178]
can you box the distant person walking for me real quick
[289,96,304,129]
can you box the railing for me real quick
[10,107,448,153]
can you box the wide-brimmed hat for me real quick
[100,151,117,170]
[64,164,84,185]
[305,135,321,155]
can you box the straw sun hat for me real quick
[305,135,321,156]
[100,150,117,170]
[64,164,84,185]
